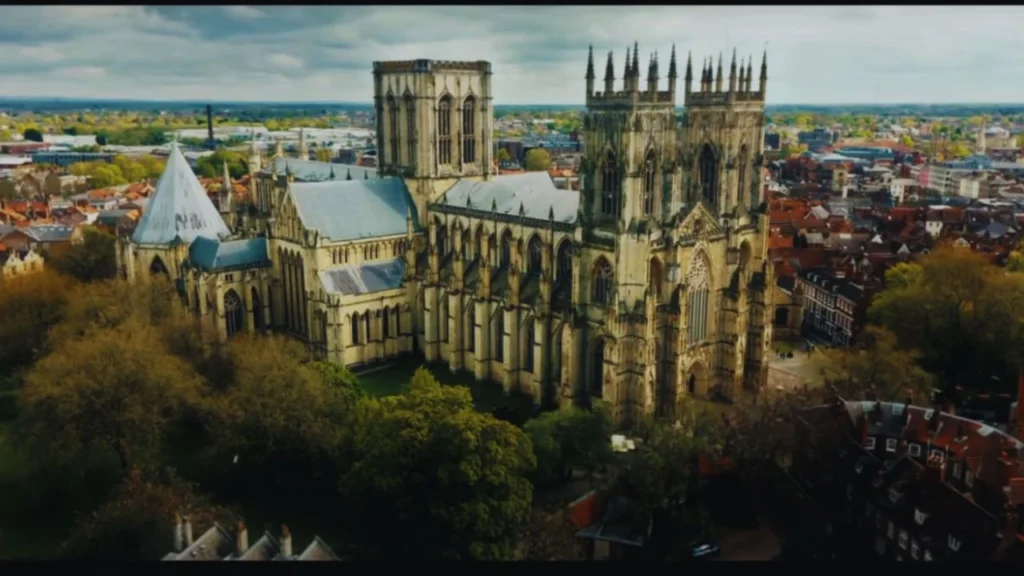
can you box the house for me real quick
[164,517,341,561]
[797,268,866,346]
[792,395,1024,561]
[0,248,44,281]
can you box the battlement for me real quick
[684,90,765,108]
[587,89,675,108]
[373,59,491,74]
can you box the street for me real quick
[711,521,783,561]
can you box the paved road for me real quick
[712,522,782,561]
[767,344,828,392]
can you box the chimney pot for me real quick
[280,525,293,559]
[184,515,194,547]
[236,520,249,557]
[174,513,185,553]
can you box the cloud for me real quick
[0,6,1019,104]
[223,6,266,20]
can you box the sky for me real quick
[0,6,1021,105]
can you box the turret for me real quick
[274,139,284,159]
[623,46,631,92]
[631,41,640,94]
[647,52,658,95]
[604,51,615,94]
[586,45,595,98]
[715,52,723,93]
[759,50,768,95]
[247,131,262,174]
[701,58,711,92]
[738,57,746,93]
[728,49,737,93]
[745,57,753,92]
[669,45,679,98]
[220,160,232,215]
[682,49,691,96]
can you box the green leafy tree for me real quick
[196,150,247,180]
[342,368,535,561]
[496,148,512,163]
[870,247,1024,392]
[89,164,128,188]
[315,148,333,162]
[62,470,233,561]
[18,318,204,474]
[22,128,44,142]
[50,227,117,283]
[0,270,74,375]
[524,148,552,172]
[524,405,613,486]
[816,326,934,403]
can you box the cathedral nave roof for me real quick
[440,172,578,224]
[318,258,405,295]
[268,157,377,182]
[288,178,418,242]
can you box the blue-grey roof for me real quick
[132,142,231,246]
[289,177,415,242]
[439,172,578,224]
[25,224,75,242]
[97,209,134,224]
[0,224,16,238]
[269,157,376,182]
[318,259,405,295]
[189,236,270,272]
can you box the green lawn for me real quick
[355,356,538,423]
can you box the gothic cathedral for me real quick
[118,46,773,427]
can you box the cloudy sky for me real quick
[0,6,1019,105]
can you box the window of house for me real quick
[965,469,974,487]
[947,535,961,552]
[864,437,876,450]
[911,542,920,559]
[908,443,921,457]
[923,550,933,561]
[887,521,895,539]
[930,449,945,463]
[898,530,908,550]
[886,438,898,452]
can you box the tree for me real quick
[0,270,74,375]
[722,387,817,480]
[204,336,353,494]
[898,134,914,147]
[524,148,552,172]
[496,148,512,163]
[22,128,43,142]
[50,227,117,283]
[309,360,363,412]
[869,247,1024,393]
[341,368,535,560]
[136,155,166,179]
[113,155,149,183]
[18,317,204,473]
[816,326,933,403]
[519,508,584,561]
[89,164,127,188]
[315,148,333,163]
[196,150,247,180]
[524,405,613,487]
[62,469,233,561]
[95,132,108,146]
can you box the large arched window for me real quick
[461,230,470,261]
[224,289,244,338]
[440,296,448,343]
[150,256,168,276]
[494,310,505,362]
[466,304,475,352]
[686,255,711,345]
[394,305,402,335]
[591,257,613,306]
[437,95,453,165]
[737,144,749,210]
[699,144,719,211]
[351,312,360,345]
[524,317,535,373]
[462,95,476,164]
[528,235,543,276]
[601,151,621,217]
[387,94,399,166]
[435,219,448,257]
[500,230,513,268]
[364,312,372,342]
[404,94,416,165]
[474,226,485,263]
[642,149,656,216]
[383,307,391,338]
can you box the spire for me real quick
[604,50,615,94]
[738,57,746,92]
[220,160,232,214]
[346,167,352,180]
[668,45,678,80]
[274,139,283,158]
[298,129,309,161]
[222,159,231,188]
[715,52,723,92]
[623,45,631,90]
[746,56,753,92]
[632,41,639,76]
[759,50,768,94]
[329,165,335,179]
[586,45,595,80]
[728,49,737,93]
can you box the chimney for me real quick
[280,525,293,558]
[206,105,214,149]
[235,520,249,557]
[174,513,185,553]
[184,515,194,547]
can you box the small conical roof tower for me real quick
[346,167,353,181]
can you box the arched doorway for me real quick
[683,361,709,399]
[251,287,263,331]
[224,289,244,338]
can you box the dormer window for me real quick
[947,535,961,552]
[924,550,933,561]
[911,541,921,559]
[908,443,921,457]
[965,469,974,487]
[886,438,898,452]
[914,508,928,525]
[864,437,876,450]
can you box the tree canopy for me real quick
[341,368,535,560]
[524,148,552,172]
[496,148,512,163]
[816,325,933,403]
[524,405,612,486]
[0,270,75,376]
[196,150,247,180]
[49,228,117,283]
[22,128,43,142]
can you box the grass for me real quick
[355,355,538,424]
